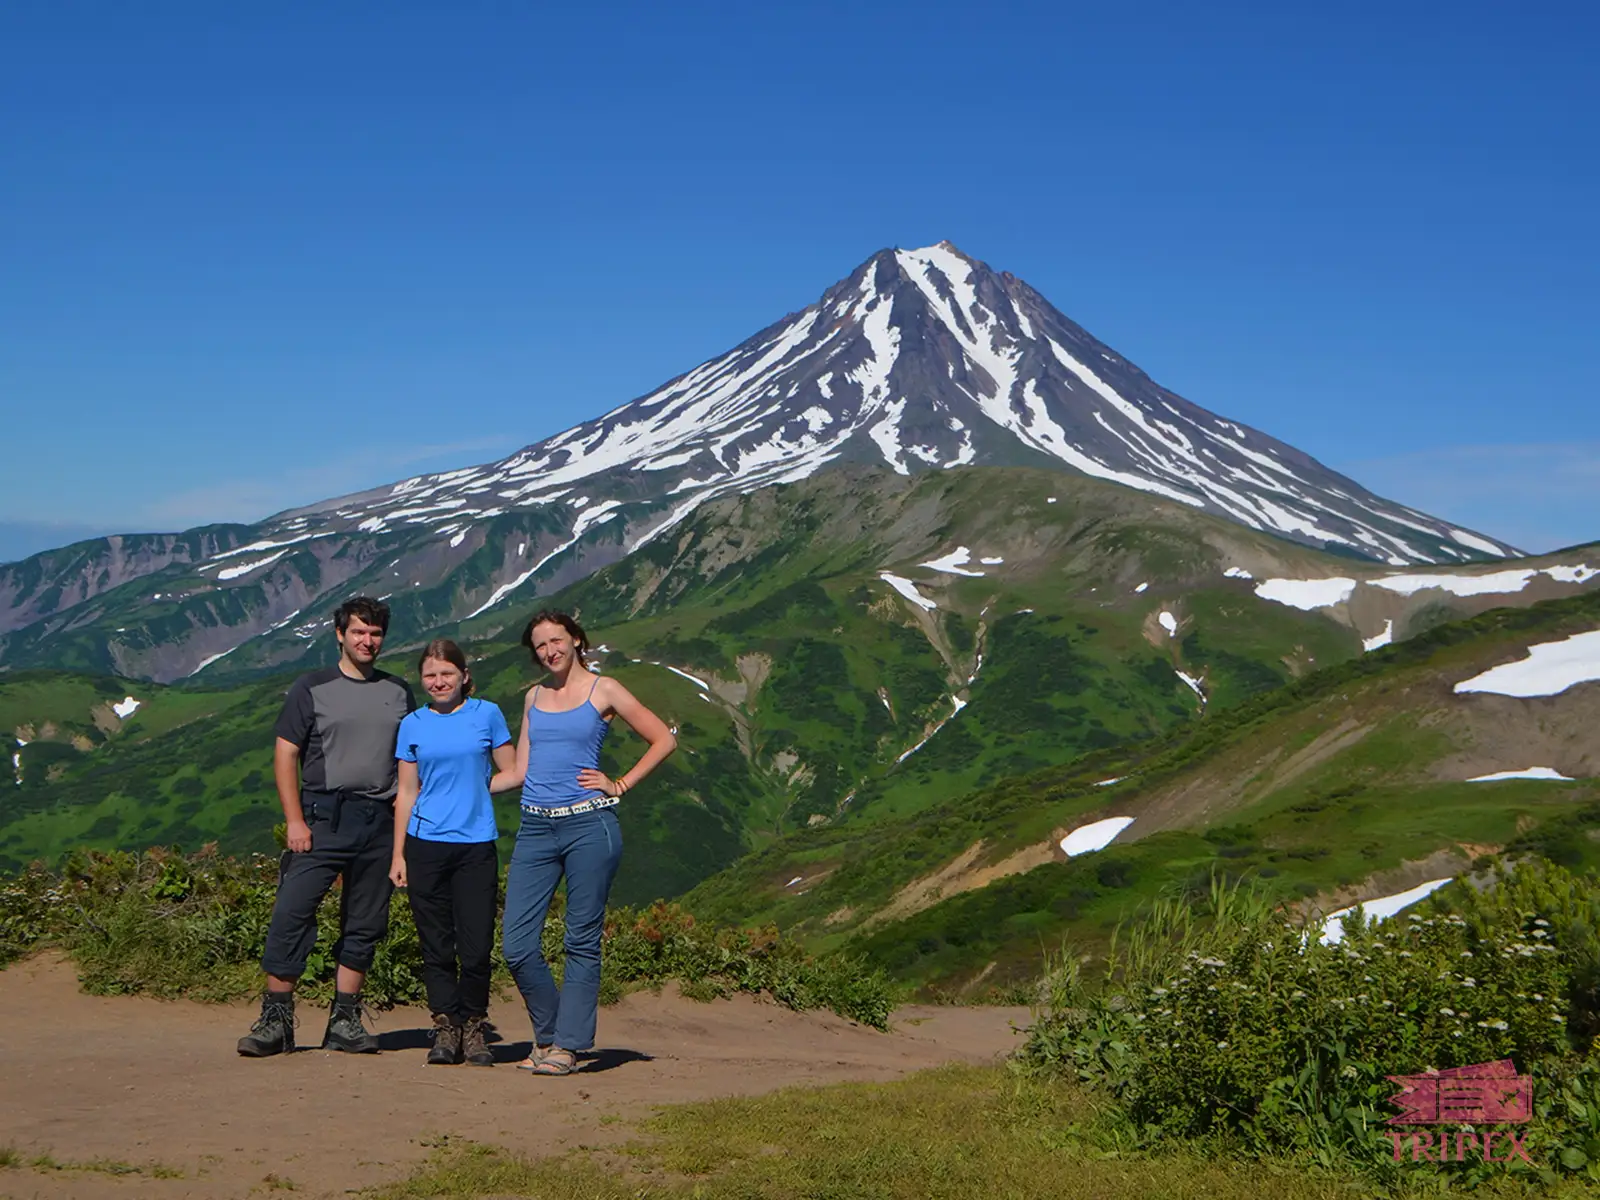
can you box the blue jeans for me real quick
[501,807,623,1052]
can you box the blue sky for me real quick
[2,1,1596,561]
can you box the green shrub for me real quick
[0,846,894,1028]
[1018,866,1600,1183]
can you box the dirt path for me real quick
[0,955,1029,1199]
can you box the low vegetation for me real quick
[0,844,893,1028]
[1019,865,1600,1186]
[368,1064,1600,1199]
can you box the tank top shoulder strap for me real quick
[585,673,600,702]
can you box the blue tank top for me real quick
[519,677,611,809]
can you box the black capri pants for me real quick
[403,835,499,1020]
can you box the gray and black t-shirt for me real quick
[274,666,415,800]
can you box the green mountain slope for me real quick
[680,590,1600,994]
[4,468,1594,917]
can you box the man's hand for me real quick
[389,857,408,889]
[286,819,313,853]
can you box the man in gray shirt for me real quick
[238,596,414,1056]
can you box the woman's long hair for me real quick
[519,609,589,668]
[416,638,475,697]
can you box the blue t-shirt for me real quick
[395,697,512,843]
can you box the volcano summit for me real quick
[0,242,1518,680]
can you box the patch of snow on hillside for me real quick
[1047,497,1057,504]
[212,533,324,560]
[1453,630,1600,698]
[1546,565,1599,585]
[1094,777,1125,787]
[1254,577,1357,610]
[1372,569,1537,597]
[1450,528,1510,557]
[1319,878,1454,945]
[1363,620,1395,652]
[449,531,467,548]
[1158,611,1177,636]
[466,502,623,619]
[1176,670,1205,701]
[189,646,241,675]
[1223,566,1253,579]
[920,547,985,577]
[111,696,141,719]
[980,556,1004,565]
[637,450,700,471]
[865,397,911,475]
[879,573,937,611]
[662,664,711,691]
[1467,767,1574,782]
[1134,582,1149,594]
[894,695,966,763]
[217,550,289,581]
[1060,816,1135,857]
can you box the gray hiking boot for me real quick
[461,1016,494,1067]
[321,992,379,1053]
[427,1013,462,1065]
[237,992,296,1057]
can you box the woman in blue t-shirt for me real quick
[391,638,521,1066]
[502,609,677,1076]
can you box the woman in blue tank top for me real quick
[502,608,677,1076]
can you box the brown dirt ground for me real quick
[0,954,1028,1200]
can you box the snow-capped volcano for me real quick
[290,241,1515,566]
[0,241,1528,681]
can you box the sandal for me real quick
[530,1047,577,1076]
[515,1044,554,1072]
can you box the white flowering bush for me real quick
[1021,864,1600,1179]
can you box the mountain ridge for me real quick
[0,242,1522,681]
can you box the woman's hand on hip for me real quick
[576,768,619,797]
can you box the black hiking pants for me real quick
[261,796,395,978]
[404,835,499,1020]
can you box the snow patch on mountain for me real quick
[1060,816,1135,857]
[466,500,623,619]
[1467,767,1573,782]
[1453,630,1600,699]
[920,547,985,577]
[1254,578,1357,610]
[880,573,938,611]
[1319,878,1454,945]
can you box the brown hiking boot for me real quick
[461,1016,494,1067]
[427,1013,462,1065]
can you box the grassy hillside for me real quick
[681,589,1600,993]
[3,468,1593,926]
[0,469,1374,891]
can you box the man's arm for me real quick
[274,737,311,852]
